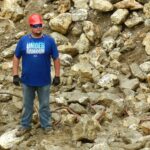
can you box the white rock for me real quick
[60,53,73,66]
[0,129,23,149]
[140,61,150,73]
[97,73,118,88]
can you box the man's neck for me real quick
[31,33,43,38]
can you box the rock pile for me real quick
[0,0,150,149]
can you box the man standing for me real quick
[13,14,60,136]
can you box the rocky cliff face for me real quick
[0,0,150,150]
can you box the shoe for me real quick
[43,127,53,134]
[15,127,31,137]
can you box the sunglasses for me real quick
[30,24,42,28]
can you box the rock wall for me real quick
[0,0,150,149]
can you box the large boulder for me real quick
[49,13,72,34]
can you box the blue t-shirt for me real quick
[15,34,59,86]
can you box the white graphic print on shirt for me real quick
[26,42,45,54]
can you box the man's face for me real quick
[30,24,43,35]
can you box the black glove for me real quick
[13,75,20,86]
[52,76,60,86]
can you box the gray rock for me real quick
[119,77,139,90]
[74,34,90,54]
[125,13,143,28]
[50,32,69,45]
[102,25,122,39]
[69,103,87,114]
[1,44,16,58]
[72,0,89,9]
[71,9,88,21]
[140,61,150,73]
[130,63,146,80]
[72,115,100,141]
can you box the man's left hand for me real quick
[52,76,60,86]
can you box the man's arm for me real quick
[13,55,20,76]
[53,58,60,77]
[52,58,60,86]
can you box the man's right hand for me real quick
[52,76,60,86]
[13,75,20,86]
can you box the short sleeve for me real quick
[51,38,59,59]
[15,38,23,58]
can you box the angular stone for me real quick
[97,73,118,88]
[58,0,71,13]
[1,44,16,58]
[125,14,143,28]
[111,9,129,24]
[123,116,140,129]
[0,129,23,149]
[55,96,67,105]
[114,0,143,10]
[90,0,113,12]
[71,62,93,82]
[102,37,116,52]
[119,77,139,90]
[83,21,101,43]
[60,53,73,66]
[58,44,78,56]
[102,25,122,39]
[49,13,72,34]
[50,32,69,45]
[69,103,87,114]
[74,34,90,54]
[71,9,88,21]
[140,61,150,73]
[99,92,122,107]
[140,121,150,134]
[109,51,121,60]
[130,63,146,80]
[63,114,77,125]
[72,115,100,141]
[72,0,89,9]
[43,12,57,20]
[71,22,83,36]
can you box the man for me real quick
[13,14,60,136]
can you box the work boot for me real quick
[42,127,53,135]
[15,127,31,137]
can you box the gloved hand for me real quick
[52,76,60,86]
[13,75,20,86]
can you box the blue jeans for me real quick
[21,84,51,129]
